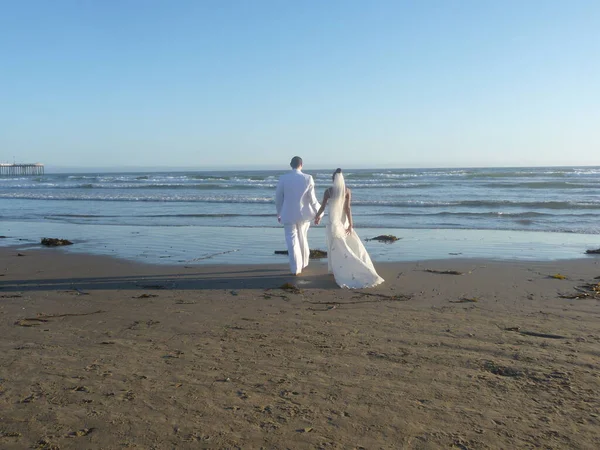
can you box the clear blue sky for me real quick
[1,0,598,170]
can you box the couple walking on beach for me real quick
[275,156,384,289]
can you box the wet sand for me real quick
[1,247,599,449]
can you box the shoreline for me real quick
[2,245,600,291]
[2,222,600,267]
[1,247,599,448]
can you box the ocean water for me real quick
[2,166,600,264]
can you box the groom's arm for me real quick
[314,189,329,225]
[307,176,320,212]
[275,178,284,221]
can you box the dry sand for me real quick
[1,247,599,449]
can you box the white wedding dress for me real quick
[326,173,384,289]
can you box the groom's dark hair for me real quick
[290,156,303,169]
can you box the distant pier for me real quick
[0,163,44,176]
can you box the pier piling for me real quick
[0,163,44,176]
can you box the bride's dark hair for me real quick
[332,168,342,180]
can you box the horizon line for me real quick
[38,163,600,173]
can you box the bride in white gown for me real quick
[314,169,384,289]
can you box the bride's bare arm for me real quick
[344,189,353,233]
[314,189,330,225]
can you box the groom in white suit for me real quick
[275,156,321,275]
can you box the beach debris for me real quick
[59,288,89,296]
[354,291,412,302]
[560,292,594,300]
[307,304,337,312]
[263,290,289,301]
[138,282,175,289]
[0,431,22,438]
[425,269,464,275]
[274,249,327,259]
[14,318,49,327]
[14,310,106,327]
[36,310,105,319]
[162,350,183,360]
[559,281,600,300]
[582,282,600,293]
[585,248,600,254]
[186,249,239,262]
[41,237,73,246]
[482,360,524,377]
[133,293,158,298]
[504,326,567,339]
[129,319,160,330]
[366,234,400,243]
[366,349,409,363]
[296,427,313,433]
[17,253,25,256]
[305,292,411,310]
[453,438,477,450]
[309,249,327,258]
[66,428,95,438]
[72,385,91,393]
[35,438,60,449]
[450,297,479,303]
[280,282,302,294]
[549,273,567,280]
[121,390,135,401]
[20,393,41,403]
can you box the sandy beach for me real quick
[1,246,599,449]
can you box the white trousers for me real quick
[283,221,311,274]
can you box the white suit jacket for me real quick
[275,169,321,224]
